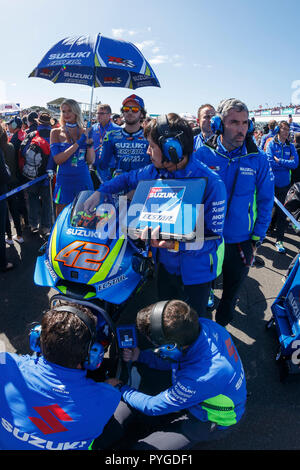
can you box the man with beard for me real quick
[97,95,150,178]
[195,98,274,326]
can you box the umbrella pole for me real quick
[88,84,94,125]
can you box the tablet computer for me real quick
[125,178,208,242]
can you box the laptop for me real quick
[124,178,209,242]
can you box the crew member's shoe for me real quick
[0,262,14,272]
[275,241,285,253]
[13,235,24,244]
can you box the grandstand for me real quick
[250,105,300,123]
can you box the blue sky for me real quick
[1,0,300,115]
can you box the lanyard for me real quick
[98,123,111,143]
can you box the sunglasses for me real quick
[122,106,140,113]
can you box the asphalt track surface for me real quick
[0,223,299,451]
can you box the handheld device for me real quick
[116,325,138,386]
[116,324,137,349]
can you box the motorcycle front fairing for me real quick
[34,191,143,305]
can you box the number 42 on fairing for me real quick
[54,241,109,272]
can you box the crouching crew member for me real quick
[94,300,247,450]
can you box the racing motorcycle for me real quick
[34,190,154,378]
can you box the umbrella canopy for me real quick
[29,34,160,90]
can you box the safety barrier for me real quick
[0,174,48,202]
[0,176,299,231]
[0,173,55,225]
[274,196,300,230]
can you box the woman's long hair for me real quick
[59,99,84,129]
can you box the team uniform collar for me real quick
[122,126,144,137]
[216,135,247,159]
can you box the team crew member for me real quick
[259,119,278,151]
[0,302,121,451]
[266,120,299,253]
[195,98,274,326]
[84,113,227,316]
[193,104,216,151]
[50,99,95,217]
[193,104,216,308]
[90,104,120,186]
[98,94,150,177]
[95,300,247,450]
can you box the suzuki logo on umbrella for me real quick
[49,52,91,60]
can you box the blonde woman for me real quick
[50,99,95,217]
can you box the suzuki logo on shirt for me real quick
[240,167,256,176]
[29,404,73,434]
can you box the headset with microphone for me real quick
[149,300,184,361]
[29,305,104,370]
[210,99,255,136]
[156,115,185,165]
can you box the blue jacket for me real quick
[260,129,277,151]
[98,127,150,176]
[121,318,247,427]
[90,121,120,170]
[266,136,299,188]
[98,154,227,285]
[194,135,274,244]
[0,353,120,450]
[193,132,213,151]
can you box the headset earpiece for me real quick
[149,301,183,361]
[29,305,104,370]
[29,324,42,353]
[211,115,255,136]
[210,115,223,135]
[156,115,183,164]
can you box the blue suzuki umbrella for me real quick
[29,34,160,118]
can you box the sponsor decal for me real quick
[97,274,127,291]
[103,76,122,84]
[39,68,55,78]
[240,167,256,176]
[1,417,87,450]
[63,72,93,81]
[44,258,58,281]
[66,227,106,240]
[107,56,135,68]
[140,186,185,224]
[48,52,91,60]
[288,290,300,320]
